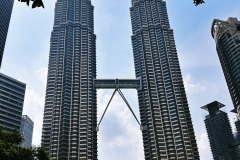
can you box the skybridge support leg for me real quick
[117,89,142,130]
[97,88,143,131]
[97,88,118,131]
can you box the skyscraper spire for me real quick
[42,0,97,159]
[130,0,200,159]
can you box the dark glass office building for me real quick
[20,115,34,148]
[211,18,240,117]
[0,72,26,131]
[130,0,199,159]
[41,0,97,159]
[201,101,239,160]
[0,0,14,67]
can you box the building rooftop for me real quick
[201,101,225,117]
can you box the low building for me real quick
[20,115,34,148]
[0,72,26,131]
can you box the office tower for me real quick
[130,0,199,159]
[0,0,14,67]
[201,101,239,160]
[41,0,97,159]
[20,115,34,148]
[0,72,26,131]
[211,18,240,117]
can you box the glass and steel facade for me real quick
[130,0,199,159]
[20,115,34,148]
[41,0,97,159]
[0,0,14,67]
[211,18,240,117]
[0,72,26,131]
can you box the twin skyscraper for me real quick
[41,0,200,159]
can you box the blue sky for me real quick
[2,0,240,159]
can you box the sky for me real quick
[2,0,240,159]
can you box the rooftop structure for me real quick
[201,101,239,160]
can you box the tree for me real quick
[18,0,44,8]
[0,125,50,160]
[194,0,205,6]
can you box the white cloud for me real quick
[197,133,212,160]
[183,74,206,94]
[22,87,44,146]
[22,66,48,146]
[35,67,48,87]
[97,89,144,160]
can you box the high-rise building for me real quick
[130,0,199,159]
[201,101,239,160]
[211,18,240,117]
[0,72,26,131]
[0,0,14,67]
[235,118,240,137]
[41,0,97,159]
[20,115,34,148]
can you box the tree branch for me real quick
[18,0,44,8]
[193,0,205,6]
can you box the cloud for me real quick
[22,87,44,146]
[35,67,48,87]
[197,133,212,160]
[97,89,144,160]
[22,66,47,146]
[183,74,206,94]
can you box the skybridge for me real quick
[94,79,141,89]
[94,79,144,131]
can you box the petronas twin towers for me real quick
[42,0,200,159]
[42,0,97,159]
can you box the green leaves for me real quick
[18,0,44,8]
[0,125,50,160]
[32,0,44,8]
[0,126,24,145]
[193,0,205,6]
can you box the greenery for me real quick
[194,0,205,6]
[0,125,50,160]
[18,0,44,8]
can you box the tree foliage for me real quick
[18,0,44,8]
[0,125,50,160]
[194,0,205,6]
